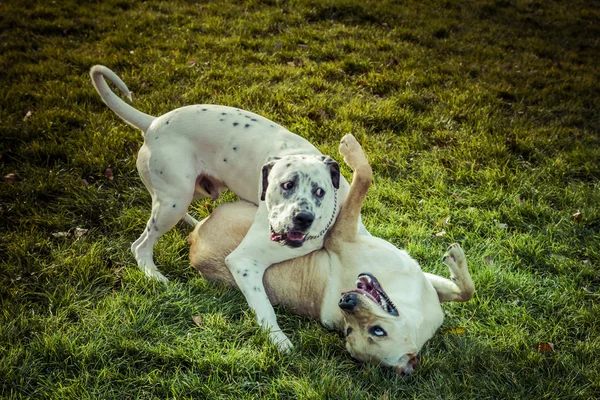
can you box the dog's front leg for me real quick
[225,250,293,352]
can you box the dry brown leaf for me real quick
[536,342,555,353]
[192,315,203,327]
[52,232,70,238]
[74,228,89,239]
[484,255,495,266]
[23,110,33,121]
[571,211,583,223]
[3,173,20,184]
[188,58,197,67]
[82,179,89,187]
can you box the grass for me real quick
[1,0,599,398]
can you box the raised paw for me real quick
[269,330,294,353]
[443,243,466,269]
[338,134,368,171]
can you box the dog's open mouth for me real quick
[270,228,306,247]
[342,273,399,316]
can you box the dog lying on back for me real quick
[189,134,475,374]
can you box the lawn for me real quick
[1,0,599,398]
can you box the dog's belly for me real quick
[149,105,321,203]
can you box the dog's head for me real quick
[339,273,429,376]
[261,155,340,248]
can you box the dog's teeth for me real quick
[364,275,372,283]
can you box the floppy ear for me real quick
[322,156,340,189]
[260,157,280,201]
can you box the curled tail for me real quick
[90,65,155,133]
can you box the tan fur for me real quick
[189,134,475,374]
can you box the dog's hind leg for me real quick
[131,188,195,283]
[132,147,199,282]
[425,244,475,303]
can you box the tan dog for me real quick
[189,134,474,374]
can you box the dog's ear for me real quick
[321,156,340,189]
[260,157,280,201]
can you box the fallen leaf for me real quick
[571,211,583,223]
[52,232,70,238]
[452,192,465,201]
[536,342,555,353]
[3,173,20,184]
[105,168,114,181]
[436,215,450,227]
[274,42,283,50]
[188,58,196,67]
[192,315,203,327]
[23,110,33,121]
[82,178,89,187]
[444,327,467,335]
[287,61,296,67]
[484,256,495,266]
[297,44,308,49]
[74,227,89,239]
[432,229,446,237]
[317,108,330,121]
[498,223,508,230]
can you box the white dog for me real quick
[189,134,475,374]
[90,65,361,350]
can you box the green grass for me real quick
[1,0,599,398]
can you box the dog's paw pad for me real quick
[443,243,465,266]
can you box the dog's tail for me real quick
[90,65,155,133]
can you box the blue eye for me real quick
[281,181,294,190]
[314,188,325,198]
[346,327,353,336]
[370,326,387,337]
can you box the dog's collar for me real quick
[305,188,337,242]
[270,189,338,243]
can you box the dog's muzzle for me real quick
[339,273,399,316]
[270,211,315,248]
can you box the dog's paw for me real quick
[339,134,367,170]
[443,243,466,269]
[144,268,170,284]
[269,330,294,353]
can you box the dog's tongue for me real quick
[287,231,305,241]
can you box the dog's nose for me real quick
[293,212,314,230]
[339,293,357,311]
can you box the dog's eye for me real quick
[346,327,353,336]
[314,188,325,198]
[281,181,294,190]
[369,326,387,337]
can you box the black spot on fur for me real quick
[172,204,176,208]
[254,286,262,292]
[245,124,251,128]
[270,124,274,128]
[233,122,239,127]
[220,119,224,122]
[202,108,207,111]
[221,112,227,115]
[223,159,227,163]
[286,163,292,168]
[233,146,238,151]
[281,143,288,150]
[166,120,169,125]
[155,136,158,140]
[243,273,248,277]
[251,118,257,122]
